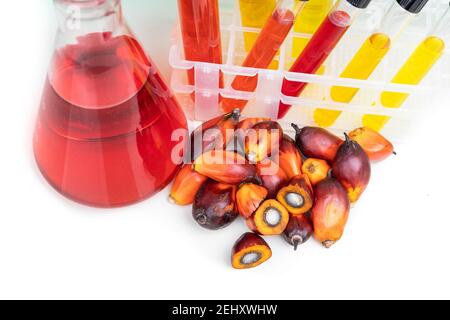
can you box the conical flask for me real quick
[34,0,187,207]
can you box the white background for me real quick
[1,0,450,300]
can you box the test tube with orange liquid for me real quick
[239,0,278,69]
[239,0,277,52]
[221,0,309,113]
[178,0,223,86]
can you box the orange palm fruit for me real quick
[169,165,208,206]
[244,121,283,162]
[312,178,350,248]
[236,183,268,219]
[235,117,270,148]
[194,150,257,185]
[278,135,303,180]
[332,134,371,203]
[232,233,272,269]
[292,124,343,162]
[190,109,241,161]
[302,158,331,186]
[256,160,289,199]
[348,127,395,162]
[277,174,314,216]
[253,199,290,236]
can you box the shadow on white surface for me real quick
[0,0,449,300]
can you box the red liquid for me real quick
[34,33,187,207]
[278,10,351,118]
[178,0,223,85]
[221,9,295,113]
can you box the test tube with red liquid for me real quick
[221,0,309,113]
[178,0,223,86]
[278,0,372,119]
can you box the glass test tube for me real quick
[221,0,309,113]
[292,0,333,64]
[240,0,277,52]
[315,0,430,127]
[239,0,278,70]
[178,0,223,86]
[363,3,450,131]
[279,0,373,119]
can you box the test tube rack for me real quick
[169,0,450,142]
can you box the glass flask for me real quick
[34,0,188,208]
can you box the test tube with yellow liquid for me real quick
[363,3,450,131]
[292,0,333,64]
[314,0,430,128]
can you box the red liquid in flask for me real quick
[278,10,351,118]
[221,8,296,113]
[34,33,187,207]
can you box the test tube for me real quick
[363,3,450,131]
[292,0,333,62]
[315,0,430,127]
[239,0,277,52]
[278,0,373,119]
[221,0,309,113]
[177,0,223,86]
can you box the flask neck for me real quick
[54,0,124,36]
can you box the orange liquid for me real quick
[178,0,223,86]
[279,10,351,118]
[34,33,187,207]
[221,9,295,113]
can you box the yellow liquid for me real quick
[314,33,391,127]
[363,36,446,131]
[239,0,276,49]
[292,0,333,61]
